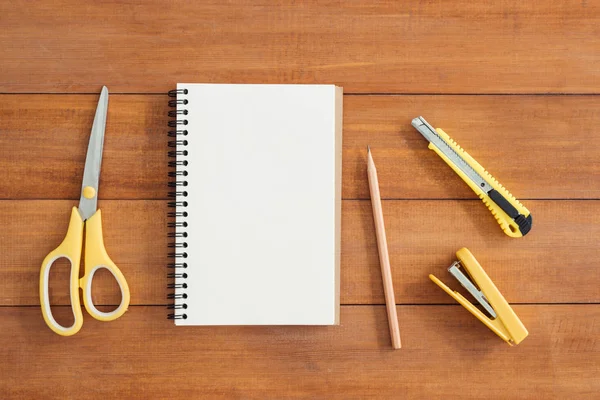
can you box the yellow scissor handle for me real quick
[80,209,130,322]
[40,207,85,336]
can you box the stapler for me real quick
[430,248,528,345]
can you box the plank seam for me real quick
[3,302,599,308]
[0,92,599,96]
[1,198,598,202]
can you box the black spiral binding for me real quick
[167,88,189,320]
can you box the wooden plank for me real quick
[1,95,599,200]
[0,1,598,94]
[2,199,597,306]
[1,305,598,399]
[0,201,168,307]
[343,95,600,200]
[0,94,169,200]
[344,199,600,305]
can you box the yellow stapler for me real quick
[429,248,528,345]
[412,116,532,238]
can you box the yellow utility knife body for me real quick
[412,117,532,237]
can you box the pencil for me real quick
[367,146,401,349]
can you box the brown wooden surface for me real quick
[1,1,599,399]
[2,95,599,200]
[0,1,599,93]
[2,306,599,399]
[1,199,598,307]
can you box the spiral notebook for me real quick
[167,84,343,325]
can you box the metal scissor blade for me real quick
[78,86,109,221]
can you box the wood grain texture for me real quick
[0,1,598,93]
[343,95,600,200]
[344,199,600,305]
[1,306,598,399]
[2,199,597,306]
[0,201,168,306]
[0,95,169,200]
[2,1,599,397]
[1,95,599,200]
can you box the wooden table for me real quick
[1,1,599,399]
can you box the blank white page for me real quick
[174,84,342,325]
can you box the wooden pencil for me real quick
[367,147,402,349]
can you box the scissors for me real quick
[40,86,130,336]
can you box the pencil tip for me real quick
[367,145,371,153]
